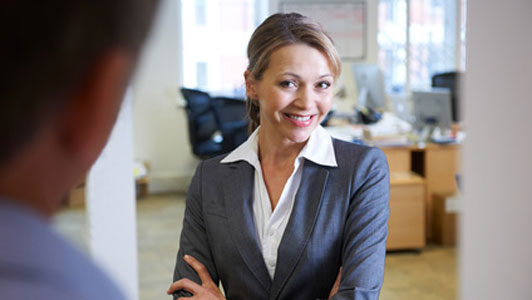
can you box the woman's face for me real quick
[246,43,335,146]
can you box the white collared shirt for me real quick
[221,125,337,278]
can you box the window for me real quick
[195,0,207,26]
[378,0,466,94]
[378,0,408,94]
[181,0,265,95]
[196,62,208,89]
[459,0,467,71]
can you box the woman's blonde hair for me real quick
[245,13,342,133]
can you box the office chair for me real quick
[180,88,225,159]
[211,96,249,153]
[432,71,462,123]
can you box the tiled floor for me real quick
[52,193,457,300]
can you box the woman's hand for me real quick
[328,267,342,299]
[167,255,226,300]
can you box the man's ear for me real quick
[244,70,257,100]
[59,49,134,170]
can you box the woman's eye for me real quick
[280,81,296,88]
[317,81,331,89]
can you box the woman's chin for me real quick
[285,128,314,144]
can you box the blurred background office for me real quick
[51,0,532,300]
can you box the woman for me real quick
[169,13,389,300]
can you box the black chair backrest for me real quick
[180,88,218,146]
[211,97,249,152]
[432,71,461,122]
[211,97,247,125]
[180,88,211,118]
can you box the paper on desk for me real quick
[364,112,413,137]
[325,125,364,142]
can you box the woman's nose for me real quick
[294,86,315,110]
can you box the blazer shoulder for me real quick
[195,152,231,172]
[193,153,254,185]
[332,138,387,167]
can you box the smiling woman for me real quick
[170,13,390,300]
[245,44,335,145]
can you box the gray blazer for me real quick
[173,139,390,300]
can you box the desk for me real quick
[381,143,460,242]
[325,125,461,247]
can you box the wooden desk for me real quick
[382,144,460,242]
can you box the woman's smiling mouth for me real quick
[283,113,315,127]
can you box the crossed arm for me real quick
[167,255,342,300]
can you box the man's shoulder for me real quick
[0,255,126,300]
[0,277,78,300]
[0,266,125,300]
[0,201,126,300]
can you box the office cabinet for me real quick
[387,172,426,250]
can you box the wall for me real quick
[132,0,379,193]
[461,0,532,299]
[133,0,198,193]
[87,90,139,299]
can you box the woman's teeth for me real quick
[286,114,311,121]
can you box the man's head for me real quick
[0,0,158,214]
[1,0,157,164]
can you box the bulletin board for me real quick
[280,1,366,60]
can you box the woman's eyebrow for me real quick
[280,72,333,79]
[318,74,334,79]
[281,72,301,78]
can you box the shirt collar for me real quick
[221,125,337,168]
[221,127,261,168]
[300,125,338,167]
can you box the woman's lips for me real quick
[283,113,315,127]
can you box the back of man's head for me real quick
[0,0,158,166]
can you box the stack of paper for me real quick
[363,112,413,146]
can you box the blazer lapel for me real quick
[270,160,330,300]
[223,161,272,292]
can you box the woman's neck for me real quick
[257,128,307,168]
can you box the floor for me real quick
[52,193,457,300]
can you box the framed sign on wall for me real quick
[280,1,366,60]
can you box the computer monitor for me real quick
[352,63,388,111]
[432,71,461,122]
[412,88,453,130]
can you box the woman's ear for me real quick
[244,70,257,100]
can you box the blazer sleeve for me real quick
[172,161,220,299]
[331,147,390,300]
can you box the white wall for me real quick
[461,0,532,299]
[86,90,139,299]
[133,0,198,193]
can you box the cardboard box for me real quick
[136,177,149,198]
[134,161,150,198]
[432,192,459,246]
